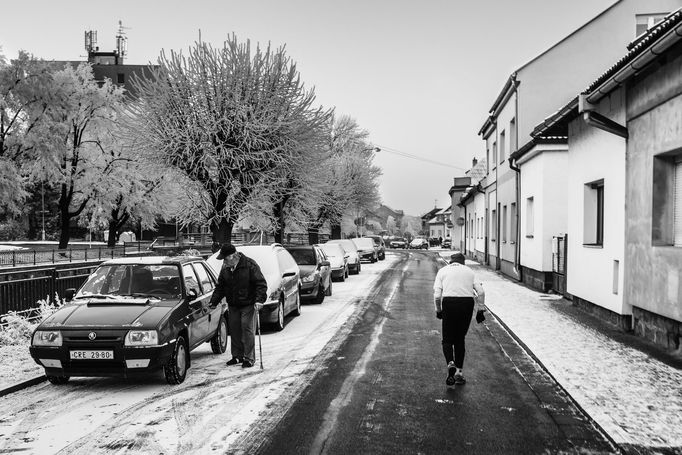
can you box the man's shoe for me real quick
[454,372,466,385]
[446,361,456,386]
[226,357,242,366]
[241,360,254,368]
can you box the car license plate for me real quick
[70,350,114,360]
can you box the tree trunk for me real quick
[58,205,70,249]
[330,223,341,240]
[273,201,285,244]
[307,227,319,245]
[211,218,234,245]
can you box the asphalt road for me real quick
[255,250,619,455]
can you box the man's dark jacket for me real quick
[210,254,267,307]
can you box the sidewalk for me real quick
[443,252,682,453]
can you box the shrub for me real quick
[0,294,64,347]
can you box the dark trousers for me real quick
[441,297,475,368]
[228,305,256,363]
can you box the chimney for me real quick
[472,157,478,167]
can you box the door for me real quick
[193,262,222,337]
[182,264,210,347]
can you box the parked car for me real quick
[389,237,407,249]
[325,239,361,274]
[363,235,386,260]
[285,244,332,304]
[409,238,429,249]
[208,244,301,331]
[319,242,349,281]
[352,237,378,263]
[442,238,452,249]
[29,256,228,385]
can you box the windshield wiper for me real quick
[75,294,117,299]
[127,293,162,300]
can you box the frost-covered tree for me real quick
[130,35,328,243]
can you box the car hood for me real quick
[326,256,344,268]
[39,299,179,329]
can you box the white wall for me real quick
[475,191,486,254]
[520,146,568,272]
[567,89,627,315]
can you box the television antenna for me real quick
[116,20,131,59]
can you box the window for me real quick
[510,203,517,243]
[117,73,125,84]
[636,13,668,37]
[486,147,490,174]
[500,130,506,163]
[491,209,497,241]
[652,154,682,246]
[502,205,507,242]
[193,263,214,293]
[613,260,619,295]
[526,197,534,237]
[492,142,498,170]
[182,264,201,295]
[583,180,604,246]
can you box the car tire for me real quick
[293,290,302,316]
[325,279,332,296]
[47,375,70,385]
[273,298,285,331]
[379,253,385,260]
[314,283,325,304]
[210,315,228,354]
[344,267,349,279]
[164,334,188,385]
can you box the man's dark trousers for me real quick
[229,305,256,363]
[441,297,475,368]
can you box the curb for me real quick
[485,306,624,454]
[0,375,47,398]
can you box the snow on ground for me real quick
[0,344,42,388]
[439,252,682,450]
[0,255,399,455]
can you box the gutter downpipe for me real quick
[512,86,521,281]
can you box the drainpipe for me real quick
[509,156,521,280]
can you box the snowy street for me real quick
[0,256,399,454]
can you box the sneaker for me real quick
[454,372,466,385]
[241,360,254,368]
[226,357,242,366]
[446,361,456,386]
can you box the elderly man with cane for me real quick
[210,243,267,369]
[433,252,485,386]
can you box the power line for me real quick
[374,144,468,171]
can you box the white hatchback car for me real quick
[207,244,301,331]
[325,239,361,275]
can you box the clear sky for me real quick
[1,0,617,216]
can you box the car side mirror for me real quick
[319,260,330,268]
[64,288,76,301]
[282,271,296,278]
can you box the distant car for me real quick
[442,238,452,249]
[285,245,332,304]
[325,239,361,274]
[352,237,378,263]
[389,237,407,249]
[409,238,429,250]
[319,243,349,281]
[208,244,301,331]
[363,235,386,260]
[29,256,228,385]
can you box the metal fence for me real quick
[0,243,154,268]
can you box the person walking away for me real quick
[433,252,485,385]
[210,243,267,368]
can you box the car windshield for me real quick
[76,264,182,299]
[395,238,406,242]
[328,240,357,253]
[288,248,316,265]
[320,243,344,258]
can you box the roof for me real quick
[511,136,568,162]
[459,184,483,206]
[102,256,200,265]
[466,158,488,184]
[420,207,442,220]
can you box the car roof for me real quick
[101,256,201,266]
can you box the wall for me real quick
[517,0,682,144]
[625,40,682,326]
[566,88,627,316]
[519,145,568,272]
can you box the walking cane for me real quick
[256,304,264,369]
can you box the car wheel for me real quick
[293,289,302,316]
[379,253,385,260]
[164,334,188,385]
[47,375,70,385]
[273,298,285,331]
[210,315,228,354]
[344,267,349,278]
[315,283,325,304]
[325,279,332,296]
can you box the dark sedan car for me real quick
[29,256,228,385]
[389,237,407,249]
[285,245,332,304]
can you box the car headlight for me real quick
[302,273,318,283]
[125,330,159,346]
[33,330,62,347]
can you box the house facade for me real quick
[477,0,682,282]
[448,176,472,251]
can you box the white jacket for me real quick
[433,262,484,312]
